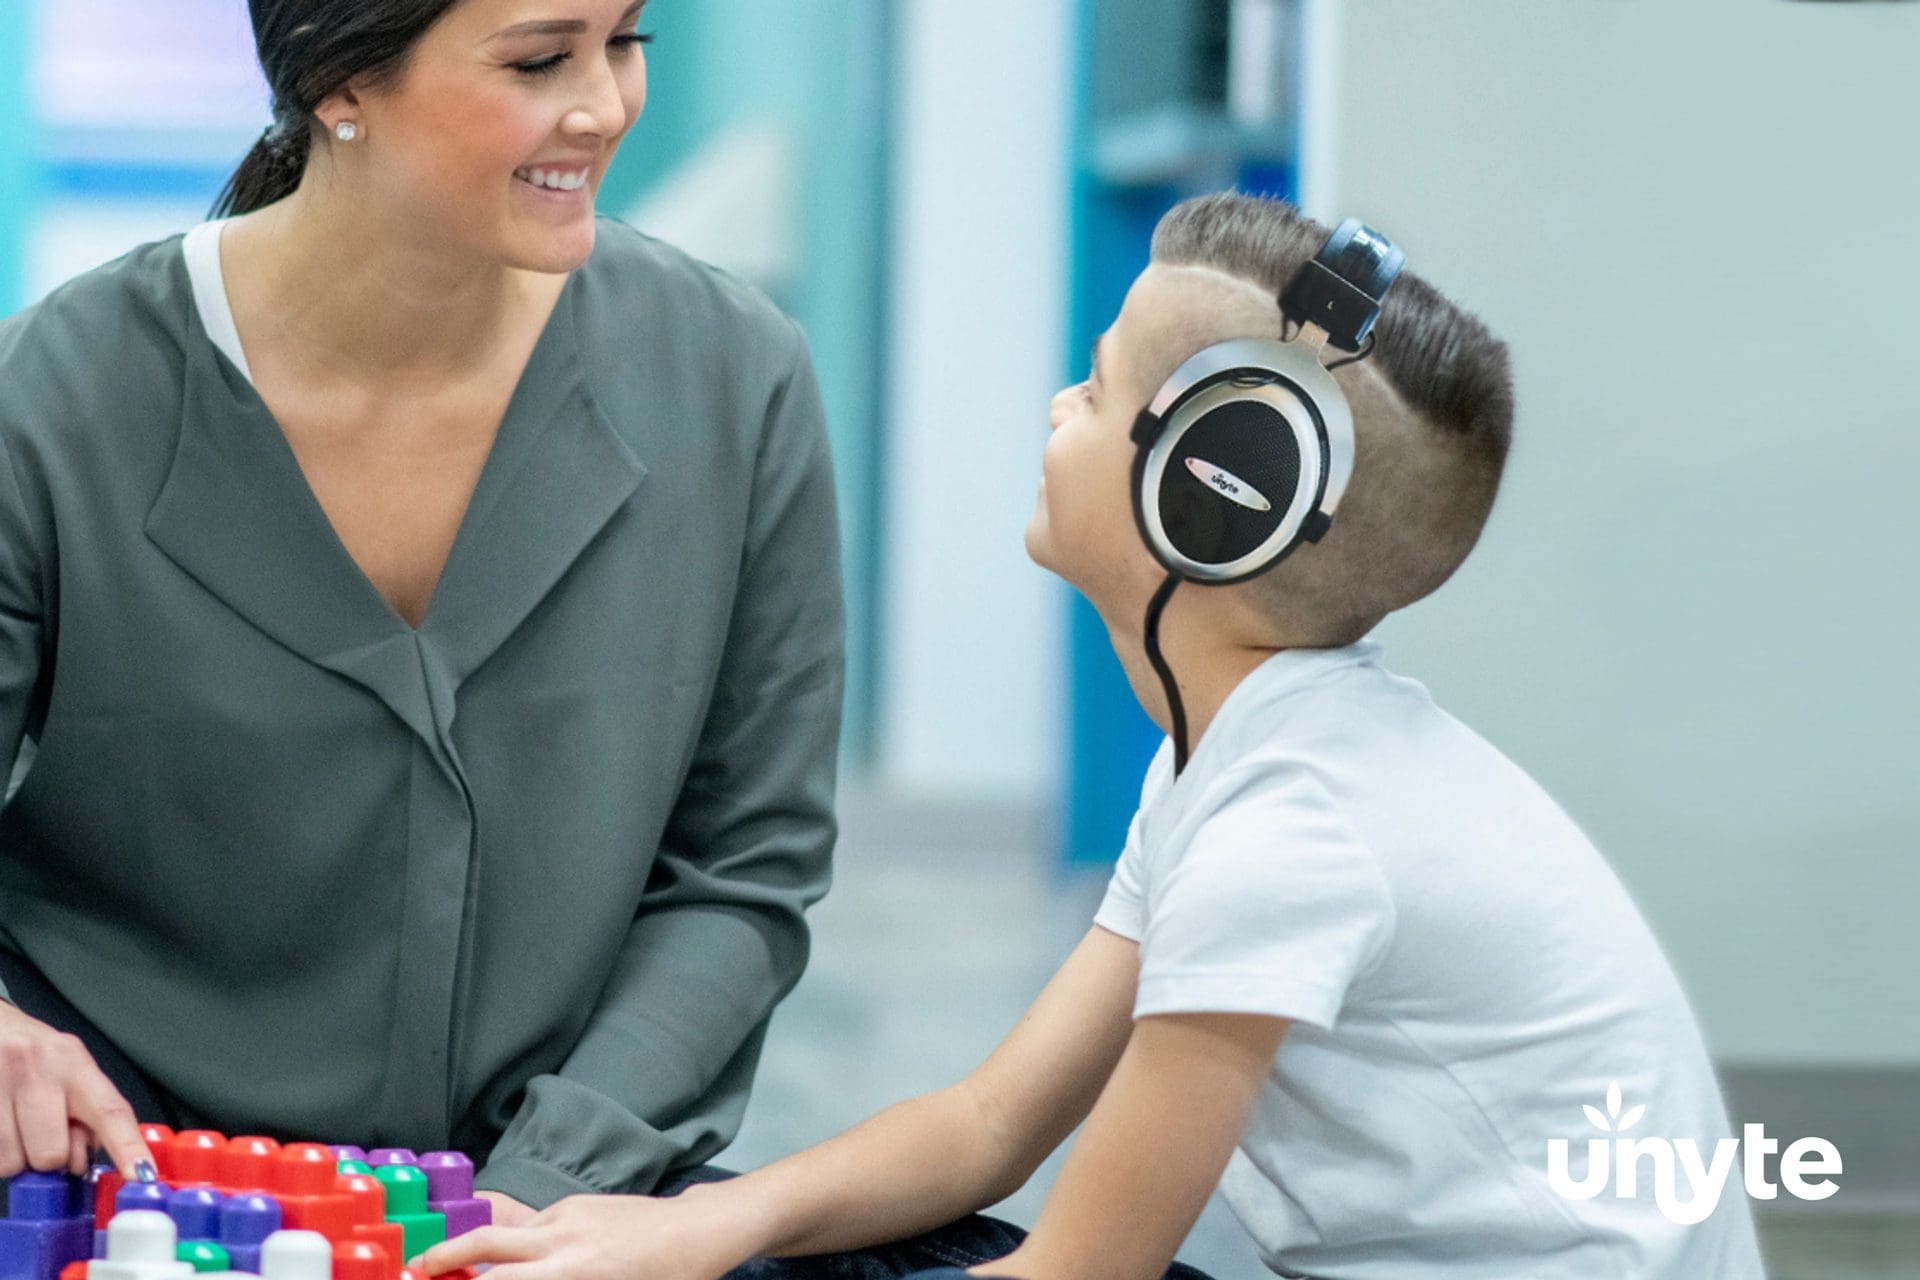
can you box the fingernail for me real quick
[134,1160,158,1183]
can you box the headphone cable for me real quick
[1143,572,1191,774]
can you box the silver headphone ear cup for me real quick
[1139,377,1330,583]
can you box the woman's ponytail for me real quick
[216,0,463,219]
[211,117,311,219]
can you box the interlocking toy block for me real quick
[365,1172,441,1263]
[6,1129,489,1280]
[173,1242,228,1274]
[215,1195,282,1274]
[0,1173,94,1280]
[413,1157,484,1243]
[164,1191,222,1246]
[89,1211,191,1280]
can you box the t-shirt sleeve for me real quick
[1132,766,1396,1031]
[1093,739,1176,942]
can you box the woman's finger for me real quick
[0,1104,24,1178]
[67,1121,90,1176]
[66,1063,151,1178]
[415,1224,546,1275]
[15,1073,73,1171]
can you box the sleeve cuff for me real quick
[473,1156,603,1211]
[1133,969,1344,1031]
[1092,904,1143,943]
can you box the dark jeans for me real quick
[667,1170,1217,1280]
[720,1213,1216,1280]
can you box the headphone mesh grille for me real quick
[1159,401,1301,568]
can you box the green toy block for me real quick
[178,1240,233,1272]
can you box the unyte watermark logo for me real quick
[1546,1082,1843,1224]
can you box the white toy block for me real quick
[257,1229,333,1280]
[91,1210,195,1279]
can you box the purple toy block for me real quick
[219,1193,282,1275]
[429,1197,491,1240]
[0,1172,92,1280]
[166,1187,224,1241]
[365,1148,418,1166]
[113,1182,171,1215]
[418,1152,475,1201]
[330,1145,369,1164]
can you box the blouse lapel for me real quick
[418,284,646,685]
[145,247,645,752]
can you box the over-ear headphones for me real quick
[1126,217,1404,773]
[1129,218,1404,584]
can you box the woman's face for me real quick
[341,0,651,274]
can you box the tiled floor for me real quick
[727,790,1918,1280]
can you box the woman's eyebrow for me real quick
[491,0,644,40]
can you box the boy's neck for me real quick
[1100,587,1286,757]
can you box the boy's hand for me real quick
[415,1186,752,1280]
[475,1190,537,1228]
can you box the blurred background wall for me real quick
[1305,0,1918,1092]
[1,0,1914,1253]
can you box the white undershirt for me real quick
[182,220,255,385]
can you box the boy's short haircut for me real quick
[1150,193,1515,645]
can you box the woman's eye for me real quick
[514,31,652,77]
[513,52,570,77]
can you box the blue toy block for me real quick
[0,1172,93,1280]
[165,1188,224,1242]
[217,1194,280,1274]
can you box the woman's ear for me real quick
[314,84,367,140]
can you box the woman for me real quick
[0,0,843,1225]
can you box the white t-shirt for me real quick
[1094,641,1764,1280]
[182,220,254,384]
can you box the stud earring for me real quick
[335,121,360,142]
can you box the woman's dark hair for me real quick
[212,0,464,218]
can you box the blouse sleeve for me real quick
[474,317,845,1205]
[0,424,50,1005]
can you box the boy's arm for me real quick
[416,926,1142,1279]
[987,1010,1290,1280]
[732,925,1141,1256]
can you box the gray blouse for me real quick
[0,217,844,1207]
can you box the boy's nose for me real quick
[1048,387,1076,428]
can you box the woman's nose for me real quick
[565,57,632,140]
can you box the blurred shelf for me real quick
[1090,103,1293,189]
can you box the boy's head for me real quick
[1026,192,1514,647]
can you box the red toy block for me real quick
[272,1145,337,1198]
[136,1126,175,1182]
[57,1264,86,1280]
[167,1131,227,1187]
[335,1175,385,1227]
[222,1136,282,1193]
[90,1175,123,1232]
[332,1239,393,1280]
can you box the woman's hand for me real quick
[415,1186,757,1280]
[476,1190,538,1228]
[0,1001,154,1177]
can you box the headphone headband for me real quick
[1278,217,1406,352]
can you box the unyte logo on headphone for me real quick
[1184,458,1272,512]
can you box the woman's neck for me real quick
[221,172,549,388]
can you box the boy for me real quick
[420,194,1765,1280]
